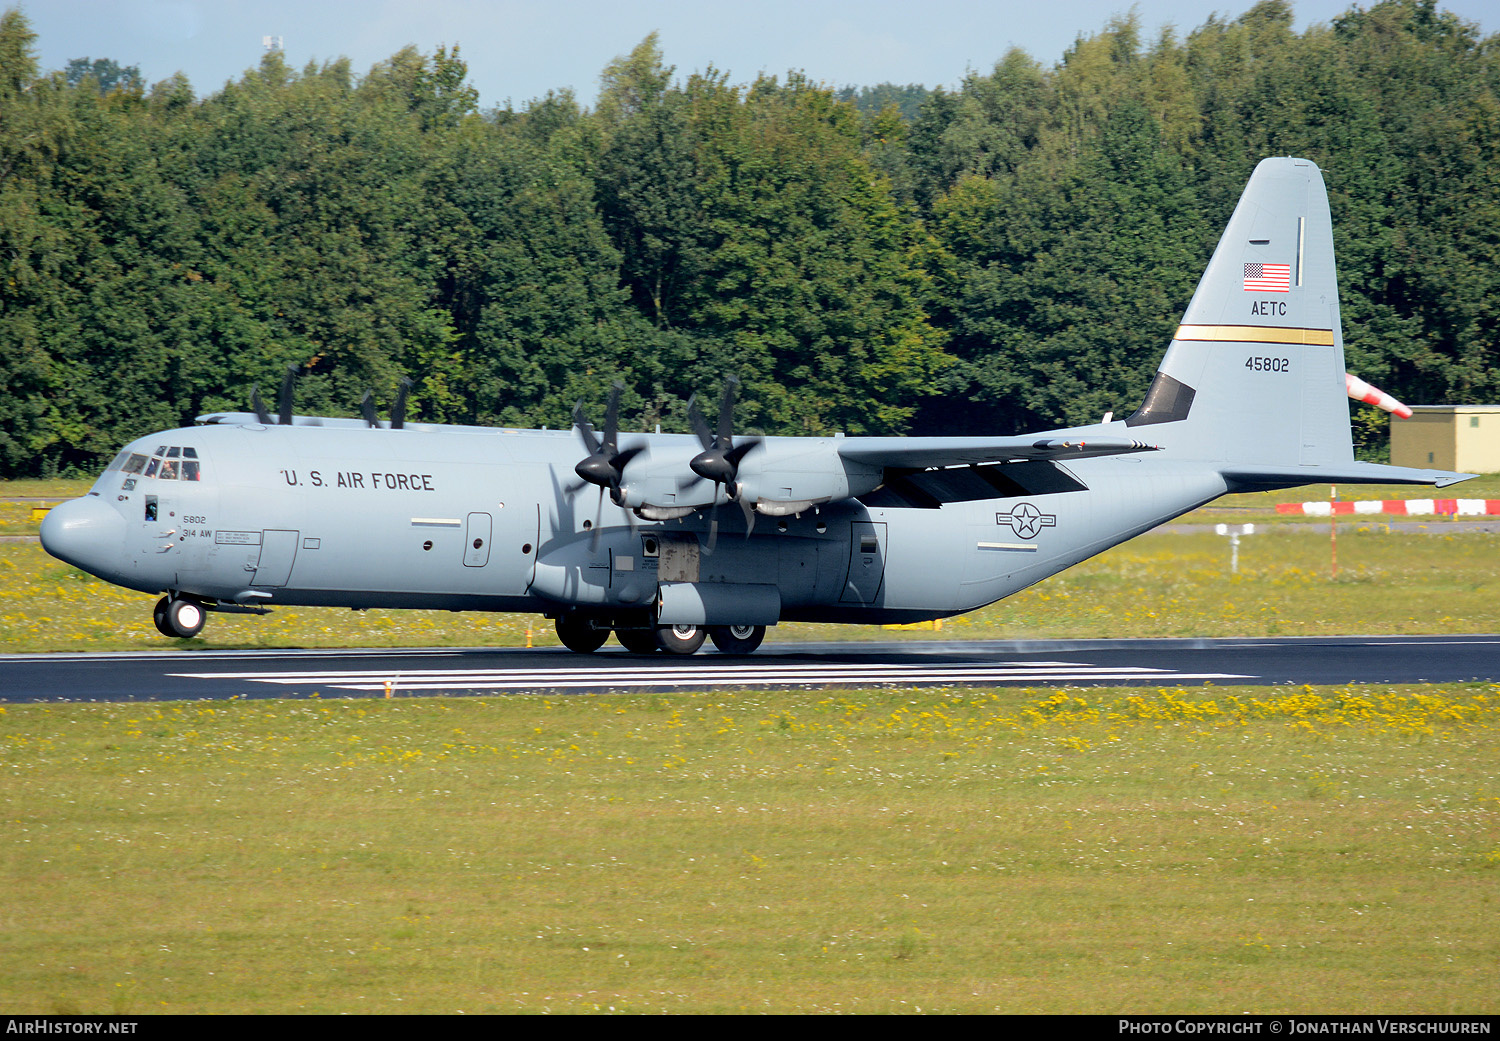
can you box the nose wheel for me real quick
[153,596,207,639]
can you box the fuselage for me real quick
[41,418,1230,628]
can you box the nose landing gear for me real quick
[153,595,207,639]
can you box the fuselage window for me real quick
[121,454,148,475]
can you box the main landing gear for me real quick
[153,595,207,639]
[554,614,609,654]
[708,623,766,655]
[553,615,766,656]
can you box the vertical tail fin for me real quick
[1127,157,1351,468]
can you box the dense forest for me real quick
[1,0,1496,477]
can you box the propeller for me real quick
[685,376,763,550]
[358,377,414,429]
[250,365,300,425]
[569,382,644,550]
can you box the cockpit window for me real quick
[112,447,202,481]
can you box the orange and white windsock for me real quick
[1345,373,1412,419]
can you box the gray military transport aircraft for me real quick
[40,157,1471,655]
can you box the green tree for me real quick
[64,57,141,95]
[673,73,948,434]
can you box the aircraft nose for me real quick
[40,496,126,573]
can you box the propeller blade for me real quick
[704,500,720,554]
[589,489,605,553]
[686,393,714,450]
[571,402,601,455]
[610,445,646,499]
[738,493,757,539]
[277,365,298,426]
[250,386,274,426]
[602,382,623,455]
[390,377,412,430]
[360,391,379,428]
[716,375,738,447]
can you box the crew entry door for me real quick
[252,529,300,587]
[840,521,887,604]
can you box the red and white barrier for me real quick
[1276,498,1500,516]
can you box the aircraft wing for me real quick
[835,435,1161,469]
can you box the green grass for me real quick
[0,479,94,500]
[2,685,1496,1014]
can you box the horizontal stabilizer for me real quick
[1223,463,1477,490]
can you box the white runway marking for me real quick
[170,659,1253,693]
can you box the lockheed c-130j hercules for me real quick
[41,158,1471,655]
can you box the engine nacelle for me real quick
[734,440,882,512]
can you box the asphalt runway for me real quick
[1,634,1496,702]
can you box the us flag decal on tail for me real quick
[1244,262,1291,292]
